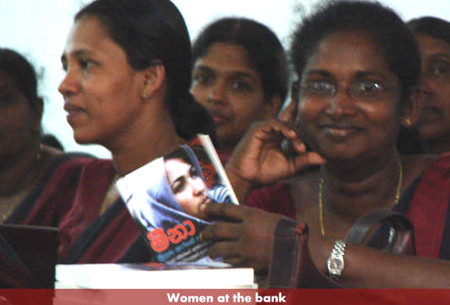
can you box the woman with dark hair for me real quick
[0,48,92,288]
[200,1,450,288]
[0,48,91,227]
[57,0,215,263]
[191,17,288,157]
[407,16,450,155]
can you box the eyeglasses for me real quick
[300,80,393,100]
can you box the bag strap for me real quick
[344,208,416,255]
[265,218,340,288]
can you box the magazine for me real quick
[116,134,238,264]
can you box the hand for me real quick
[278,99,298,122]
[226,119,325,187]
[200,201,286,274]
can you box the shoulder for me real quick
[403,154,450,186]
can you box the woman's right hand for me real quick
[225,119,325,195]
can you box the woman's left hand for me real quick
[200,201,285,274]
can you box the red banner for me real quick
[1,289,449,305]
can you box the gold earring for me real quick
[403,117,412,128]
[140,89,149,99]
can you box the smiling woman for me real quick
[198,0,450,288]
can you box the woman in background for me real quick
[407,16,450,155]
[0,48,91,227]
[191,17,289,159]
[57,0,215,263]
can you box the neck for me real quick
[108,107,184,176]
[0,144,42,196]
[321,151,402,218]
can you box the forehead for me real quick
[63,16,123,59]
[165,158,190,178]
[416,33,450,58]
[195,42,257,74]
[303,30,392,78]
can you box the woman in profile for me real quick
[57,0,215,263]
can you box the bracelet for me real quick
[326,239,346,280]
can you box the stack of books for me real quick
[55,262,256,288]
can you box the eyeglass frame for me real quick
[299,79,397,101]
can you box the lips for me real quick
[320,123,363,138]
[206,109,230,125]
[201,196,212,205]
[64,103,87,125]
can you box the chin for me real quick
[73,131,101,146]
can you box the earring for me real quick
[140,89,149,99]
[403,117,412,128]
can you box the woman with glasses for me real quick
[200,0,450,287]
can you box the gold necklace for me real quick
[318,160,403,236]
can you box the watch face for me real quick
[327,256,344,275]
[327,240,346,278]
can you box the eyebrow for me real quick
[193,65,258,81]
[60,49,95,63]
[426,53,450,60]
[303,70,390,81]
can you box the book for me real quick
[0,224,58,288]
[116,134,238,264]
[55,262,256,288]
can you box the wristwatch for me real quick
[326,239,346,280]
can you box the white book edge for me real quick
[196,134,239,204]
[55,263,256,289]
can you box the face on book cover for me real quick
[165,158,210,218]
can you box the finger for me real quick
[278,99,297,122]
[294,152,326,169]
[222,257,248,267]
[201,222,242,241]
[208,240,240,259]
[201,201,246,221]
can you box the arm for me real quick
[308,236,450,288]
[201,202,450,288]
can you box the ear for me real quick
[31,97,43,135]
[140,63,166,100]
[401,88,422,128]
[35,97,44,121]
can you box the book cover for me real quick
[116,134,238,264]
